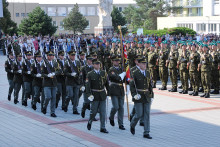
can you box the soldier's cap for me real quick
[145,41,151,44]
[181,43,187,46]
[8,51,13,56]
[111,55,121,61]
[90,52,97,56]
[138,41,142,44]
[99,40,103,43]
[138,57,147,63]
[35,51,42,57]
[209,43,213,46]
[135,54,142,60]
[68,50,76,55]
[212,43,217,46]
[217,41,220,44]
[46,51,55,56]
[171,42,177,45]
[203,40,208,42]
[88,44,92,46]
[14,40,18,43]
[25,51,32,56]
[126,41,131,44]
[187,42,192,46]
[154,41,158,44]
[92,59,101,64]
[202,44,209,48]
[58,51,64,56]
[86,55,93,60]
[16,52,22,57]
[117,40,121,43]
[79,51,85,55]
[150,44,155,47]
[112,41,116,43]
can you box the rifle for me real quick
[118,25,130,120]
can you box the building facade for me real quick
[8,2,132,35]
[158,0,220,34]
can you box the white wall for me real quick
[203,0,214,16]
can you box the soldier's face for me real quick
[112,60,120,67]
[59,55,64,60]
[80,55,85,60]
[92,55,97,59]
[36,57,42,62]
[69,55,75,60]
[87,59,92,65]
[139,63,146,70]
[9,55,14,59]
[17,56,22,61]
[26,55,32,60]
[93,63,100,70]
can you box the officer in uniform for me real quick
[104,41,112,71]
[64,51,81,114]
[41,51,60,117]
[86,59,109,133]
[81,55,94,118]
[31,51,44,111]
[56,51,66,110]
[13,53,24,104]
[130,57,154,139]
[177,43,190,94]
[188,44,200,96]
[128,42,137,68]
[108,55,126,130]
[199,44,212,98]
[148,45,158,88]
[22,51,33,106]
[5,52,15,101]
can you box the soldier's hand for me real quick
[151,98,154,102]
[88,95,94,101]
[51,72,55,76]
[107,96,111,99]
[80,86,85,92]
[36,73,41,77]
[71,72,77,77]
[47,73,53,77]
[134,94,141,100]
[27,71,31,74]
[10,70,13,73]
[119,72,126,80]
[18,70,22,74]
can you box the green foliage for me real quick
[18,7,57,36]
[63,4,89,34]
[0,0,18,35]
[111,6,128,35]
[134,27,196,36]
[123,0,182,30]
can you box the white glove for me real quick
[151,98,154,102]
[18,70,22,73]
[134,94,141,100]
[36,73,41,77]
[107,96,111,99]
[27,71,31,74]
[88,95,94,101]
[71,72,77,77]
[10,70,13,73]
[119,72,126,80]
[126,85,130,95]
[47,73,53,77]
[80,86,85,92]
[51,72,55,76]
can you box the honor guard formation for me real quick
[1,32,220,139]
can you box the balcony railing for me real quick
[173,0,203,7]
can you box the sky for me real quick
[7,0,136,4]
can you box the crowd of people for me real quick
[0,32,220,139]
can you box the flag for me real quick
[124,45,131,82]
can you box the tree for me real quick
[123,0,182,30]
[111,6,128,35]
[19,7,57,36]
[63,4,89,34]
[0,0,18,35]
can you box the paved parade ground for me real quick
[0,54,220,147]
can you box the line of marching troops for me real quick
[4,39,220,139]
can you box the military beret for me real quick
[92,59,101,64]
[58,51,64,56]
[138,57,147,63]
[35,51,42,57]
[46,51,55,56]
[25,51,32,56]
[86,55,93,60]
[111,55,121,61]
[68,50,76,55]
[79,51,85,55]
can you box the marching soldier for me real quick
[188,44,200,96]
[63,51,81,114]
[31,51,44,111]
[128,42,137,68]
[13,53,24,104]
[22,51,33,106]
[130,57,154,139]
[86,59,109,133]
[41,51,60,117]
[158,43,169,90]
[104,41,112,71]
[199,44,212,98]
[167,43,179,92]
[148,45,158,88]
[5,52,15,101]
[177,43,190,94]
[108,55,126,130]
[56,51,66,110]
[81,55,94,118]
[78,51,86,105]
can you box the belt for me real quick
[110,82,123,86]
[137,89,149,92]
[91,89,105,92]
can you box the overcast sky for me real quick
[7,0,136,4]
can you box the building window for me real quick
[16,13,19,17]
[21,13,25,17]
[79,7,86,16]
[59,21,64,30]
[118,7,122,12]
[52,21,56,26]
[85,21,90,29]
[188,8,192,16]
[48,7,56,16]
[41,7,46,13]
[197,8,202,16]
[87,7,95,16]
[57,7,66,16]
[197,23,206,32]
[68,7,73,14]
